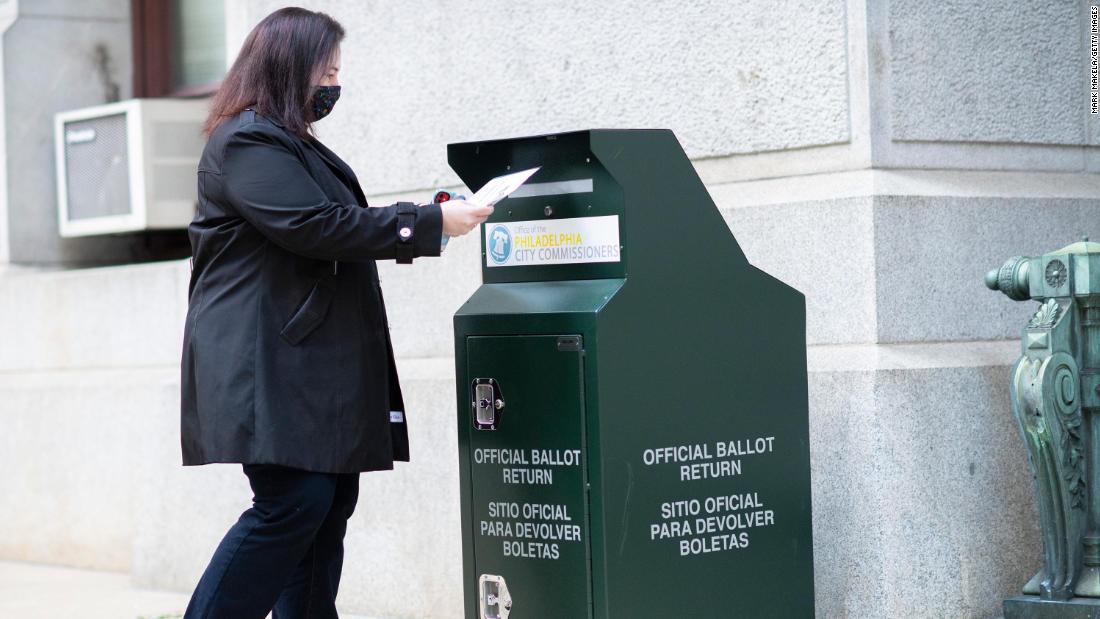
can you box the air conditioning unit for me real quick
[54,98,207,237]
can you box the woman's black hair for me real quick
[204,7,344,137]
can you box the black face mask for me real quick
[311,85,341,121]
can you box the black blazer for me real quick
[181,109,443,473]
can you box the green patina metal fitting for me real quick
[988,239,1100,615]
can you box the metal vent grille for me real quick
[62,112,131,220]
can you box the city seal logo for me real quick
[488,225,512,264]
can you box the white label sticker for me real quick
[485,215,620,268]
[390,410,405,423]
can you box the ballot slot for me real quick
[508,178,593,199]
[450,132,627,285]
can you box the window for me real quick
[132,0,226,97]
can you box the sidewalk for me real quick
[0,560,190,619]
[0,560,376,619]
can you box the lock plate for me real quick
[479,573,512,619]
[471,377,505,430]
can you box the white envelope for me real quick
[469,167,541,207]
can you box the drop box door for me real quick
[464,335,591,619]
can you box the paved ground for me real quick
[0,560,375,619]
[0,560,190,619]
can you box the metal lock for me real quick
[479,574,512,619]
[471,378,505,430]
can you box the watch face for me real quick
[1045,259,1068,289]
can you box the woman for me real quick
[180,8,491,618]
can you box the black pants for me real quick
[184,464,360,619]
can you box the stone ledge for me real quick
[395,339,1021,376]
[1004,596,1100,619]
[0,338,1026,384]
[709,169,1100,210]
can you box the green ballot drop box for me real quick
[451,130,814,618]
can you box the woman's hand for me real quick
[440,200,494,237]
